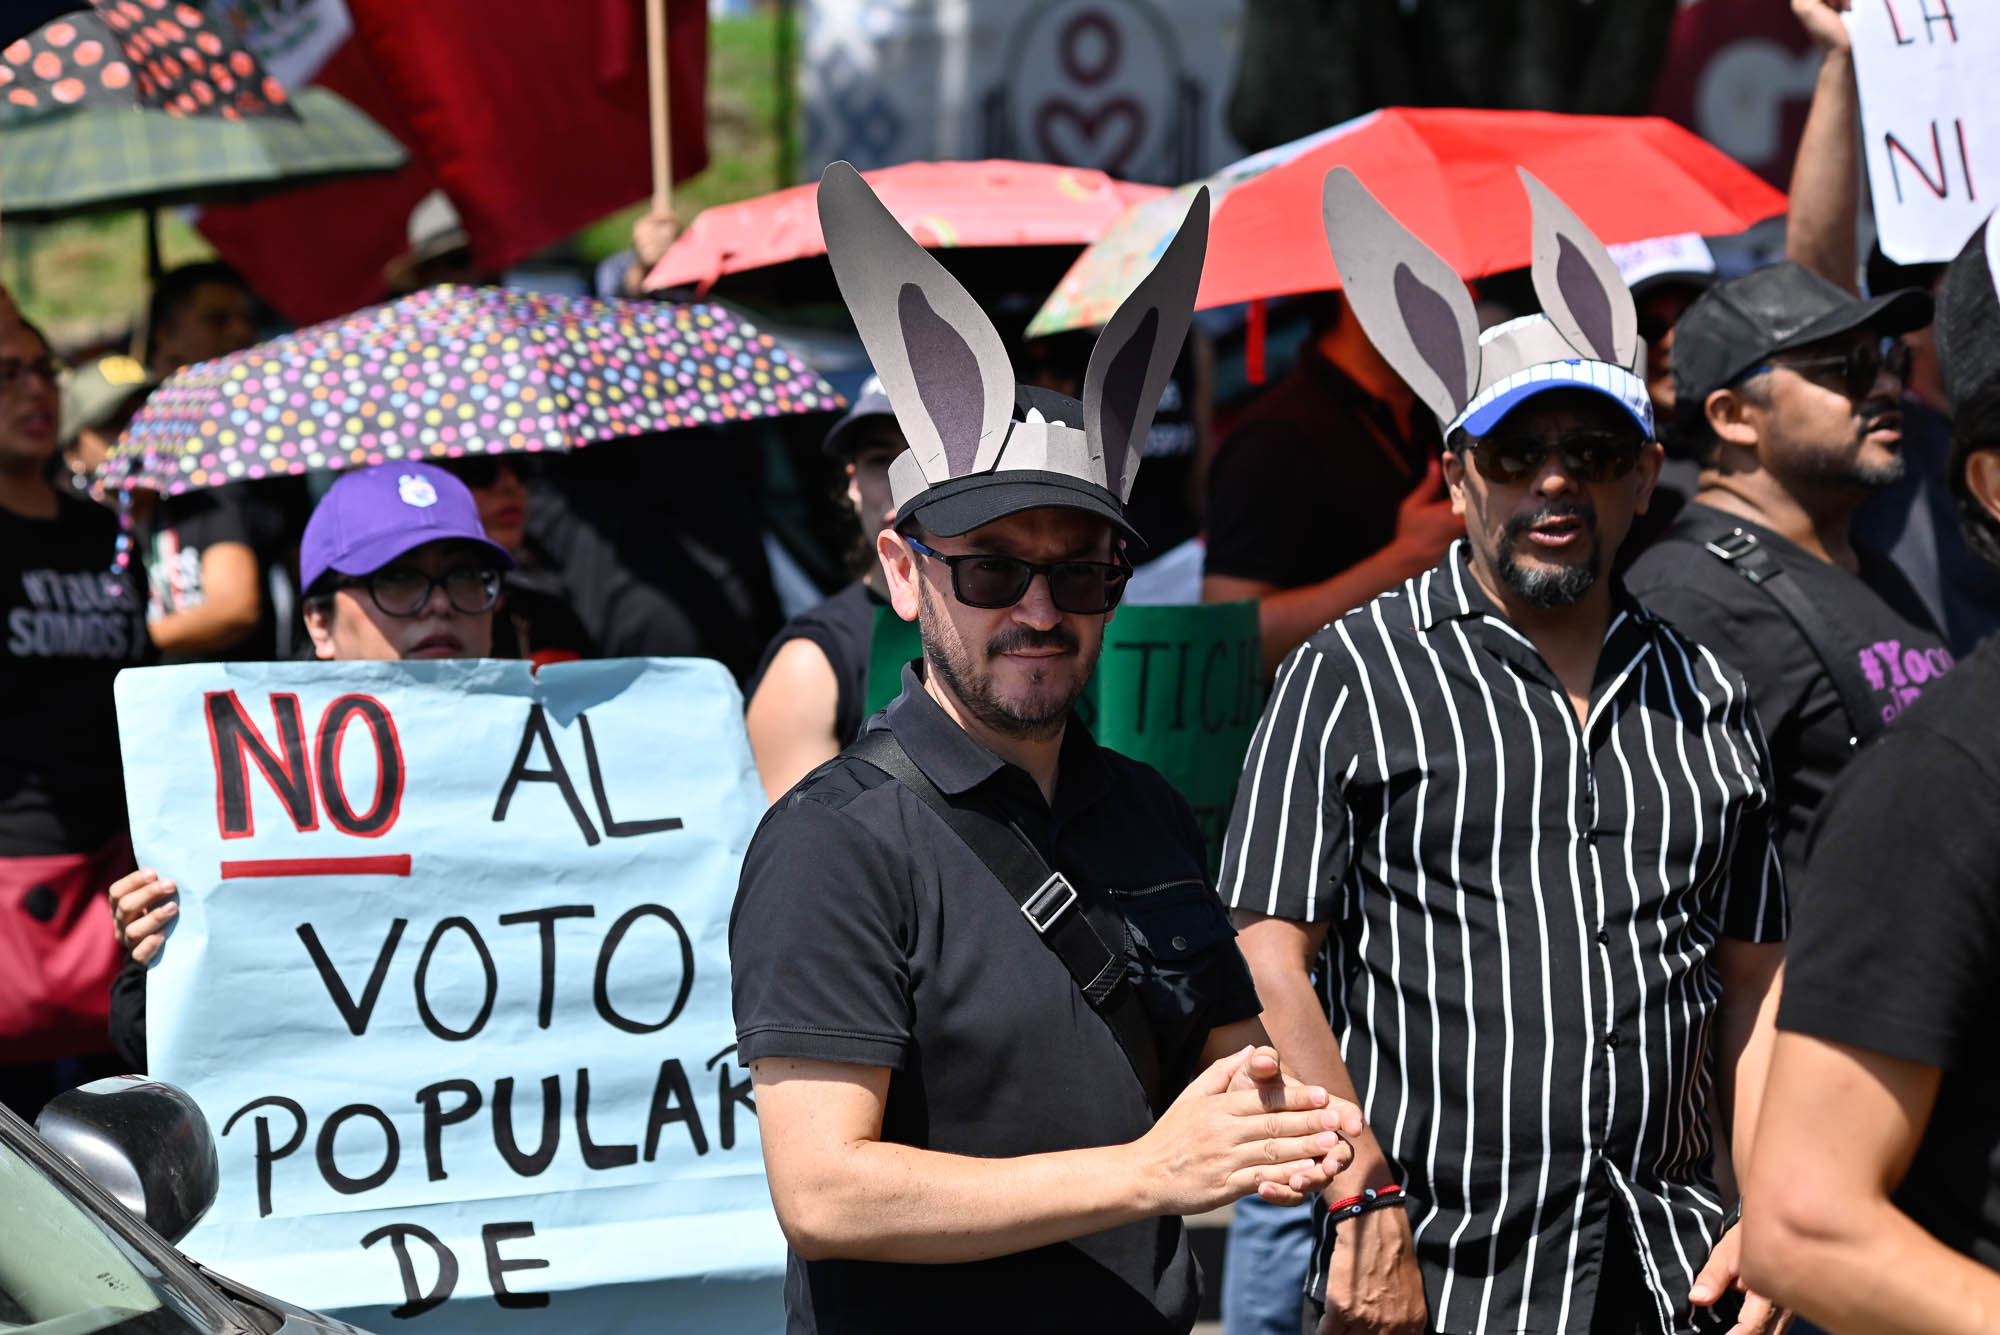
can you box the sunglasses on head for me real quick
[905,537,1131,615]
[1465,427,1644,486]
[1738,335,1913,402]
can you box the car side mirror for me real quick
[36,1075,220,1245]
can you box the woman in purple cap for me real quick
[105,461,513,1068]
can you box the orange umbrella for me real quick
[644,159,1166,296]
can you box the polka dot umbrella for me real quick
[108,285,848,497]
[0,0,292,121]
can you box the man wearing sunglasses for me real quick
[1228,172,1791,1335]
[730,172,1364,1335]
[1625,261,1952,899]
[108,461,511,1067]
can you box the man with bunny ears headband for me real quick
[1219,168,1791,1335]
[728,163,1365,1335]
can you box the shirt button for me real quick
[1596,929,1611,946]
[1605,1032,1621,1050]
[1171,935,1189,951]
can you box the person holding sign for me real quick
[730,165,1362,1335]
[1223,169,1791,1335]
[108,461,512,1067]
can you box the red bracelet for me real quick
[1326,1184,1406,1221]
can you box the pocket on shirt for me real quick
[1109,879,1243,1088]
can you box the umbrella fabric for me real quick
[1029,107,1788,335]
[112,285,846,496]
[0,85,402,218]
[645,159,1167,293]
[0,0,292,121]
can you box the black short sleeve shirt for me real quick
[1625,502,1954,883]
[1780,633,2000,1267]
[731,665,1261,1335]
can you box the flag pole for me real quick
[646,0,673,215]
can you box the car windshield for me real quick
[0,1133,221,1335]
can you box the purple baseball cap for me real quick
[301,460,514,591]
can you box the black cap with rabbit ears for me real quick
[818,160,1209,539]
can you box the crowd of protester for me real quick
[4,0,2000,1328]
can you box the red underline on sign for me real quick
[219,855,413,879]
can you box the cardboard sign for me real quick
[1849,0,1997,263]
[115,659,782,1334]
[865,601,1264,869]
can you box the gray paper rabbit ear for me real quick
[1085,187,1209,503]
[818,161,1017,481]
[1321,167,1480,428]
[1520,168,1639,373]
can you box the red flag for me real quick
[199,0,708,323]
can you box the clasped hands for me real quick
[1135,1045,1365,1215]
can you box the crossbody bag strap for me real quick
[847,728,1165,1111]
[1703,527,1880,747]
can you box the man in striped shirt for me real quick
[1219,169,1791,1335]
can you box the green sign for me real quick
[865,601,1266,872]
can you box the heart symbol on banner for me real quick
[1034,96,1146,177]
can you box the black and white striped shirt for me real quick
[1220,543,1787,1335]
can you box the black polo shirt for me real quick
[731,664,1262,1335]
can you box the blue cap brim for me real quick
[1458,365,1654,439]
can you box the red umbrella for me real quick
[0,0,292,120]
[644,159,1167,295]
[1192,108,1785,310]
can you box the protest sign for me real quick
[866,600,1263,869]
[1849,0,1997,263]
[116,658,782,1334]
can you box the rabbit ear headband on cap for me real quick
[818,160,1209,542]
[1320,165,1654,441]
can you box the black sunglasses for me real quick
[1466,428,1643,486]
[906,538,1131,614]
[1738,336,1913,401]
[339,565,502,617]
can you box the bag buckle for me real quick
[1021,873,1078,935]
[1704,529,1759,563]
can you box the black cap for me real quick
[821,377,900,457]
[1671,260,1934,431]
[898,469,1141,546]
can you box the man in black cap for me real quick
[1626,262,1953,894]
[730,164,1362,1335]
[1741,215,2000,1335]
[745,377,909,802]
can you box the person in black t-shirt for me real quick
[139,481,293,662]
[1202,295,1462,673]
[1741,222,2000,1331]
[1626,262,1949,886]
[745,382,906,803]
[0,318,149,1118]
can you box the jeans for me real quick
[1222,1194,1317,1335]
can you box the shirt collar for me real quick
[881,661,1111,811]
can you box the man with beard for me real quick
[1625,262,1951,892]
[729,166,1364,1335]
[1221,169,1791,1335]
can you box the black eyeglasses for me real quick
[1466,428,1643,486]
[1738,336,1913,401]
[906,538,1131,614]
[338,565,502,617]
[0,358,59,394]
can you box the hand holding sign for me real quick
[1848,0,1991,262]
[116,658,782,1334]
